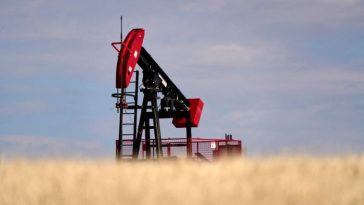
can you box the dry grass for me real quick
[1,156,364,205]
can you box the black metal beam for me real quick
[151,91,163,158]
[138,47,190,107]
[186,111,192,158]
[145,119,151,159]
[145,111,189,119]
[133,95,148,159]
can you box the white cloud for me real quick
[178,0,364,29]
[0,135,100,159]
[0,0,117,42]
[150,42,287,74]
[0,43,116,81]
[224,109,268,126]
[177,67,364,100]
[241,68,364,94]
[264,0,364,28]
[199,43,286,68]
[0,100,49,115]
[179,0,233,12]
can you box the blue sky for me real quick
[1,0,364,158]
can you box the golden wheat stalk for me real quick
[0,156,363,205]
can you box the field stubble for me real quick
[0,156,363,205]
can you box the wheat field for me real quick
[0,156,363,205]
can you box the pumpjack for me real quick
[112,18,242,161]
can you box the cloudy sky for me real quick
[1,0,363,158]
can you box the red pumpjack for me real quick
[111,20,243,161]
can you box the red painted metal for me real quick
[117,137,243,161]
[172,98,204,128]
[115,29,145,88]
